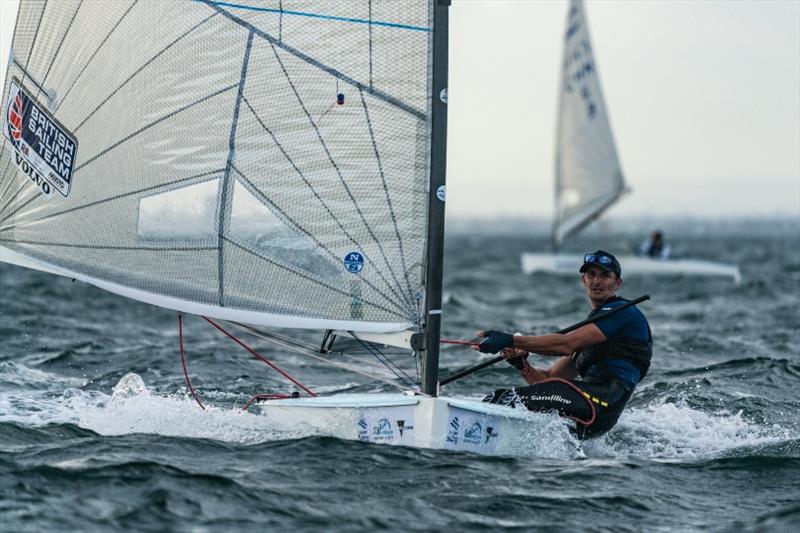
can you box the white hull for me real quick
[520,253,741,283]
[255,393,542,454]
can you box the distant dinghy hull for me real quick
[520,253,742,284]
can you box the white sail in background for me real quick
[522,1,740,282]
[553,0,625,247]
[0,0,435,334]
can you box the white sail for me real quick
[0,0,435,334]
[553,0,625,247]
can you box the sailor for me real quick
[639,230,670,259]
[476,250,652,439]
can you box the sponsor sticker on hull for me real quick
[356,407,415,445]
[445,410,499,453]
[3,78,77,198]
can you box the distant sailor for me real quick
[476,250,652,439]
[639,230,670,259]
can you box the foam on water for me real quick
[2,364,795,461]
[0,368,291,444]
[589,400,797,459]
[0,367,580,457]
[0,361,87,390]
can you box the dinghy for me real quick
[0,0,538,453]
[520,0,741,283]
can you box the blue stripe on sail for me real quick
[193,0,431,32]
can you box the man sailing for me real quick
[476,250,652,438]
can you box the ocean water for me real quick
[1,219,799,532]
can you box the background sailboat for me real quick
[520,0,741,283]
[0,0,534,453]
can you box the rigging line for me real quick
[228,322,417,393]
[349,331,417,389]
[0,239,217,252]
[0,169,225,233]
[217,30,254,308]
[220,235,409,319]
[358,88,415,303]
[267,41,415,312]
[10,59,48,95]
[231,163,411,318]
[200,2,426,121]
[53,0,140,116]
[235,103,413,316]
[202,316,317,396]
[178,313,206,410]
[34,0,84,102]
[72,11,220,133]
[74,83,238,173]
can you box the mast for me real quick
[421,0,450,396]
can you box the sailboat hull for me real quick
[520,253,742,283]
[255,393,539,454]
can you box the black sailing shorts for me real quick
[482,377,633,439]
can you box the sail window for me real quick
[229,180,337,275]
[137,179,220,241]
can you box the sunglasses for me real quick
[584,253,615,265]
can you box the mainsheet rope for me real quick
[225,322,422,394]
[177,313,317,411]
[202,316,317,397]
[178,313,206,410]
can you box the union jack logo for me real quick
[7,93,23,142]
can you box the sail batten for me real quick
[1,1,435,335]
[553,0,625,248]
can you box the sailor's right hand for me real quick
[476,330,515,354]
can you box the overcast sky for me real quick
[2,0,798,219]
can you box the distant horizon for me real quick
[444,212,799,238]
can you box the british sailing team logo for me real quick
[7,93,23,141]
[3,78,77,198]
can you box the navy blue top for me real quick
[584,298,651,388]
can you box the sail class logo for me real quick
[3,78,77,198]
[344,251,365,273]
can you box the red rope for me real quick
[202,316,317,397]
[440,339,479,347]
[178,313,206,410]
[242,393,294,411]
